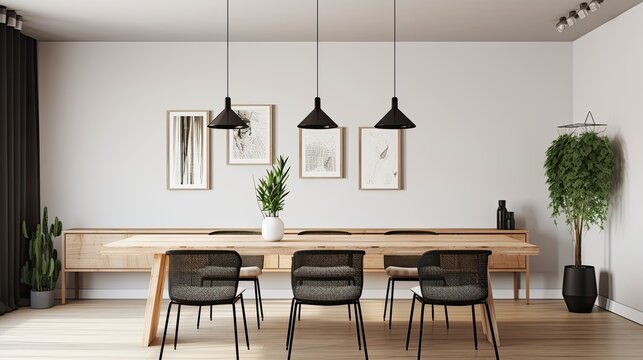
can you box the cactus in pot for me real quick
[20,207,63,309]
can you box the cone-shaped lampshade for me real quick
[208,97,248,129]
[374,97,416,129]
[297,97,338,129]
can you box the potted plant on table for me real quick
[255,156,291,241]
[545,131,614,313]
[20,207,63,309]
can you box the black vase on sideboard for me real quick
[497,200,508,229]
[506,212,516,230]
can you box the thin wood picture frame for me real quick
[359,127,403,190]
[166,110,211,190]
[299,127,345,178]
[227,104,274,165]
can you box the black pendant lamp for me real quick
[375,0,415,129]
[208,0,247,129]
[298,0,338,129]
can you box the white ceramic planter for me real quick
[262,217,284,241]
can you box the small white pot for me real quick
[262,217,284,241]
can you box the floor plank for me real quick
[0,299,642,359]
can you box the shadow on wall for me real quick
[599,133,627,302]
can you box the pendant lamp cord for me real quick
[394,0,396,98]
[316,0,319,98]
[227,0,230,97]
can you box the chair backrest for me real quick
[166,250,242,304]
[297,230,353,236]
[384,230,439,235]
[291,250,365,298]
[417,250,491,304]
[382,230,438,268]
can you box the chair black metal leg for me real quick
[240,295,250,350]
[253,280,261,329]
[383,278,391,321]
[159,302,173,360]
[197,306,202,329]
[298,303,301,321]
[348,304,352,321]
[286,298,295,350]
[417,303,425,360]
[471,305,478,350]
[431,304,435,321]
[444,305,449,329]
[484,302,500,360]
[357,301,368,360]
[256,278,264,321]
[354,302,361,350]
[388,280,395,329]
[210,305,213,321]
[173,304,181,350]
[406,296,416,351]
[287,301,299,360]
[232,303,240,360]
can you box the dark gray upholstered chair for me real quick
[296,230,355,320]
[382,230,448,329]
[286,250,368,360]
[160,250,249,360]
[206,230,265,329]
[405,250,498,360]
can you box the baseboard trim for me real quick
[56,288,563,300]
[597,295,643,326]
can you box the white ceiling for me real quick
[5,0,642,41]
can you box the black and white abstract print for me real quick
[300,128,343,178]
[228,105,273,164]
[360,128,401,189]
[167,111,209,189]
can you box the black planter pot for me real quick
[562,265,597,313]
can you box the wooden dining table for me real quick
[102,233,540,347]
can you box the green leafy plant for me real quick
[254,156,291,218]
[545,132,614,267]
[20,207,63,292]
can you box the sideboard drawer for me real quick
[65,234,154,270]
[489,255,526,270]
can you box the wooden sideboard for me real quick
[60,228,531,304]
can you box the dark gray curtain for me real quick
[0,12,40,315]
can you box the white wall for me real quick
[574,3,643,318]
[38,41,572,299]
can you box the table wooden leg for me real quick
[526,257,531,305]
[142,254,168,346]
[61,270,67,305]
[74,273,80,300]
[513,272,519,300]
[482,271,500,346]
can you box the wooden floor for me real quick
[0,299,642,359]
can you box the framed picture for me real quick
[227,105,273,164]
[299,127,344,178]
[359,127,403,190]
[167,110,210,190]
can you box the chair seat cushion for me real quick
[293,265,355,280]
[411,285,486,305]
[171,286,245,305]
[294,285,361,304]
[385,266,418,278]
[240,266,262,278]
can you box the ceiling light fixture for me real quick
[208,0,248,130]
[589,0,604,12]
[578,3,590,19]
[566,11,579,26]
[374,0,415,129]
[298,0,338,129]
[556,17,568,32]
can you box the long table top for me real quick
[103,234,539,256]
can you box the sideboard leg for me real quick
[74,273,80,300]
[526,258,531,305]
[61,270,67,305]
[513,272,519,300]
